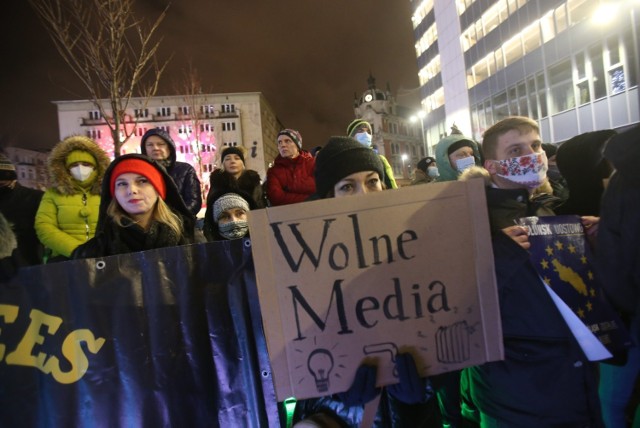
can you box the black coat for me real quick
[168,161,202,216]
[0,183,44,265]
[465,187,603,427]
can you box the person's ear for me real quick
[484,159,497,175]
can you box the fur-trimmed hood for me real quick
[47,135,110,195]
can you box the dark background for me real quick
[0,1,420,151]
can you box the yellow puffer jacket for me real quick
[35,135,110,259]
[35,189,101,258]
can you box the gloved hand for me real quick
[336,364,381,406]
[387,352,428,404]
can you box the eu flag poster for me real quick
[519,215,631,355]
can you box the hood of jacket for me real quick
[48,135,111,196]
[96,154,193,234]
[140,128,177,168]
[434,134,481,182]
[604,124,640,186]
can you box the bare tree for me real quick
[174,64,212,196]
[29,0,170,157]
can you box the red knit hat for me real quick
[110,158,166,199]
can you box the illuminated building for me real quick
[410,0,639,145]
[54,92,282,192]
[353,74,425,185]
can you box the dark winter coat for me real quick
[206,168,266,209]
[72,154,196,259]
[265,151,316,206]
[465,187,603,427]
[596,124,640,318]
[140,128,202,216]
[555,129,616,216]
[466,233,602,427]
[0,183,43,265]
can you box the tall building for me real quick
[54,92,282,194]
[410,0,639,145]
[353,75,424,185]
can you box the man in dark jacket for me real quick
[0,153,44,265]
[464,116,603,427]
[140,128,202,216]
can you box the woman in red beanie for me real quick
[73,154,196,258]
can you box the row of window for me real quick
[467,0,595,89]
[85,121,236,141]
[470,35,638,136]
[107,104,238,120]
[460,0,528,53]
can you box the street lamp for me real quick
[410,110,428,157]
[401,153,408,179]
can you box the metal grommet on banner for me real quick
[244,238,252,248]
[261,370,269,378]
[96,260,106,270]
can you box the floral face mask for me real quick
[494,151,548,189]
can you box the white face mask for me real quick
[69,165,95,182]
[455,156,475,173]
[494,152,548,189]
[427,166,439,178]
[354,132,372,147]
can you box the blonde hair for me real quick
[107,197,184,238]
[482,116,540,160]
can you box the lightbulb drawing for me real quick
[307,348,334,392]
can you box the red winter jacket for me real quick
[266,151,316,206]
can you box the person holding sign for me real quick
[72,154,197,258]
[462,116,603,427]
[287,136,438,427]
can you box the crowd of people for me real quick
[1,116,639,427]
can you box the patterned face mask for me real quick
[218,220,249,240]
[494,151,548,189]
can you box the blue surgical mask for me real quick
[455,156,475,173]
[427,166,439,178]
[354,132,372,147]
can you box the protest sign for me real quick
[249,179,503,401]
[519,215,632,355]
[0,240,279,428]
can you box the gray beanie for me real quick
[314,136,385,198]
[213,193,250,223]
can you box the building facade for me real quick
[2,147,49,190]
[410,0,639,145]
[353,75,425,186]
[54,92,282,195]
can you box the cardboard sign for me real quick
[249,179,503,401]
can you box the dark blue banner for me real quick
[0,239,279,428]
[520,215,631,355]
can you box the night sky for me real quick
[0,1,420,152]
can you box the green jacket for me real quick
[35,135,110,259]
[379,154,398,189]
